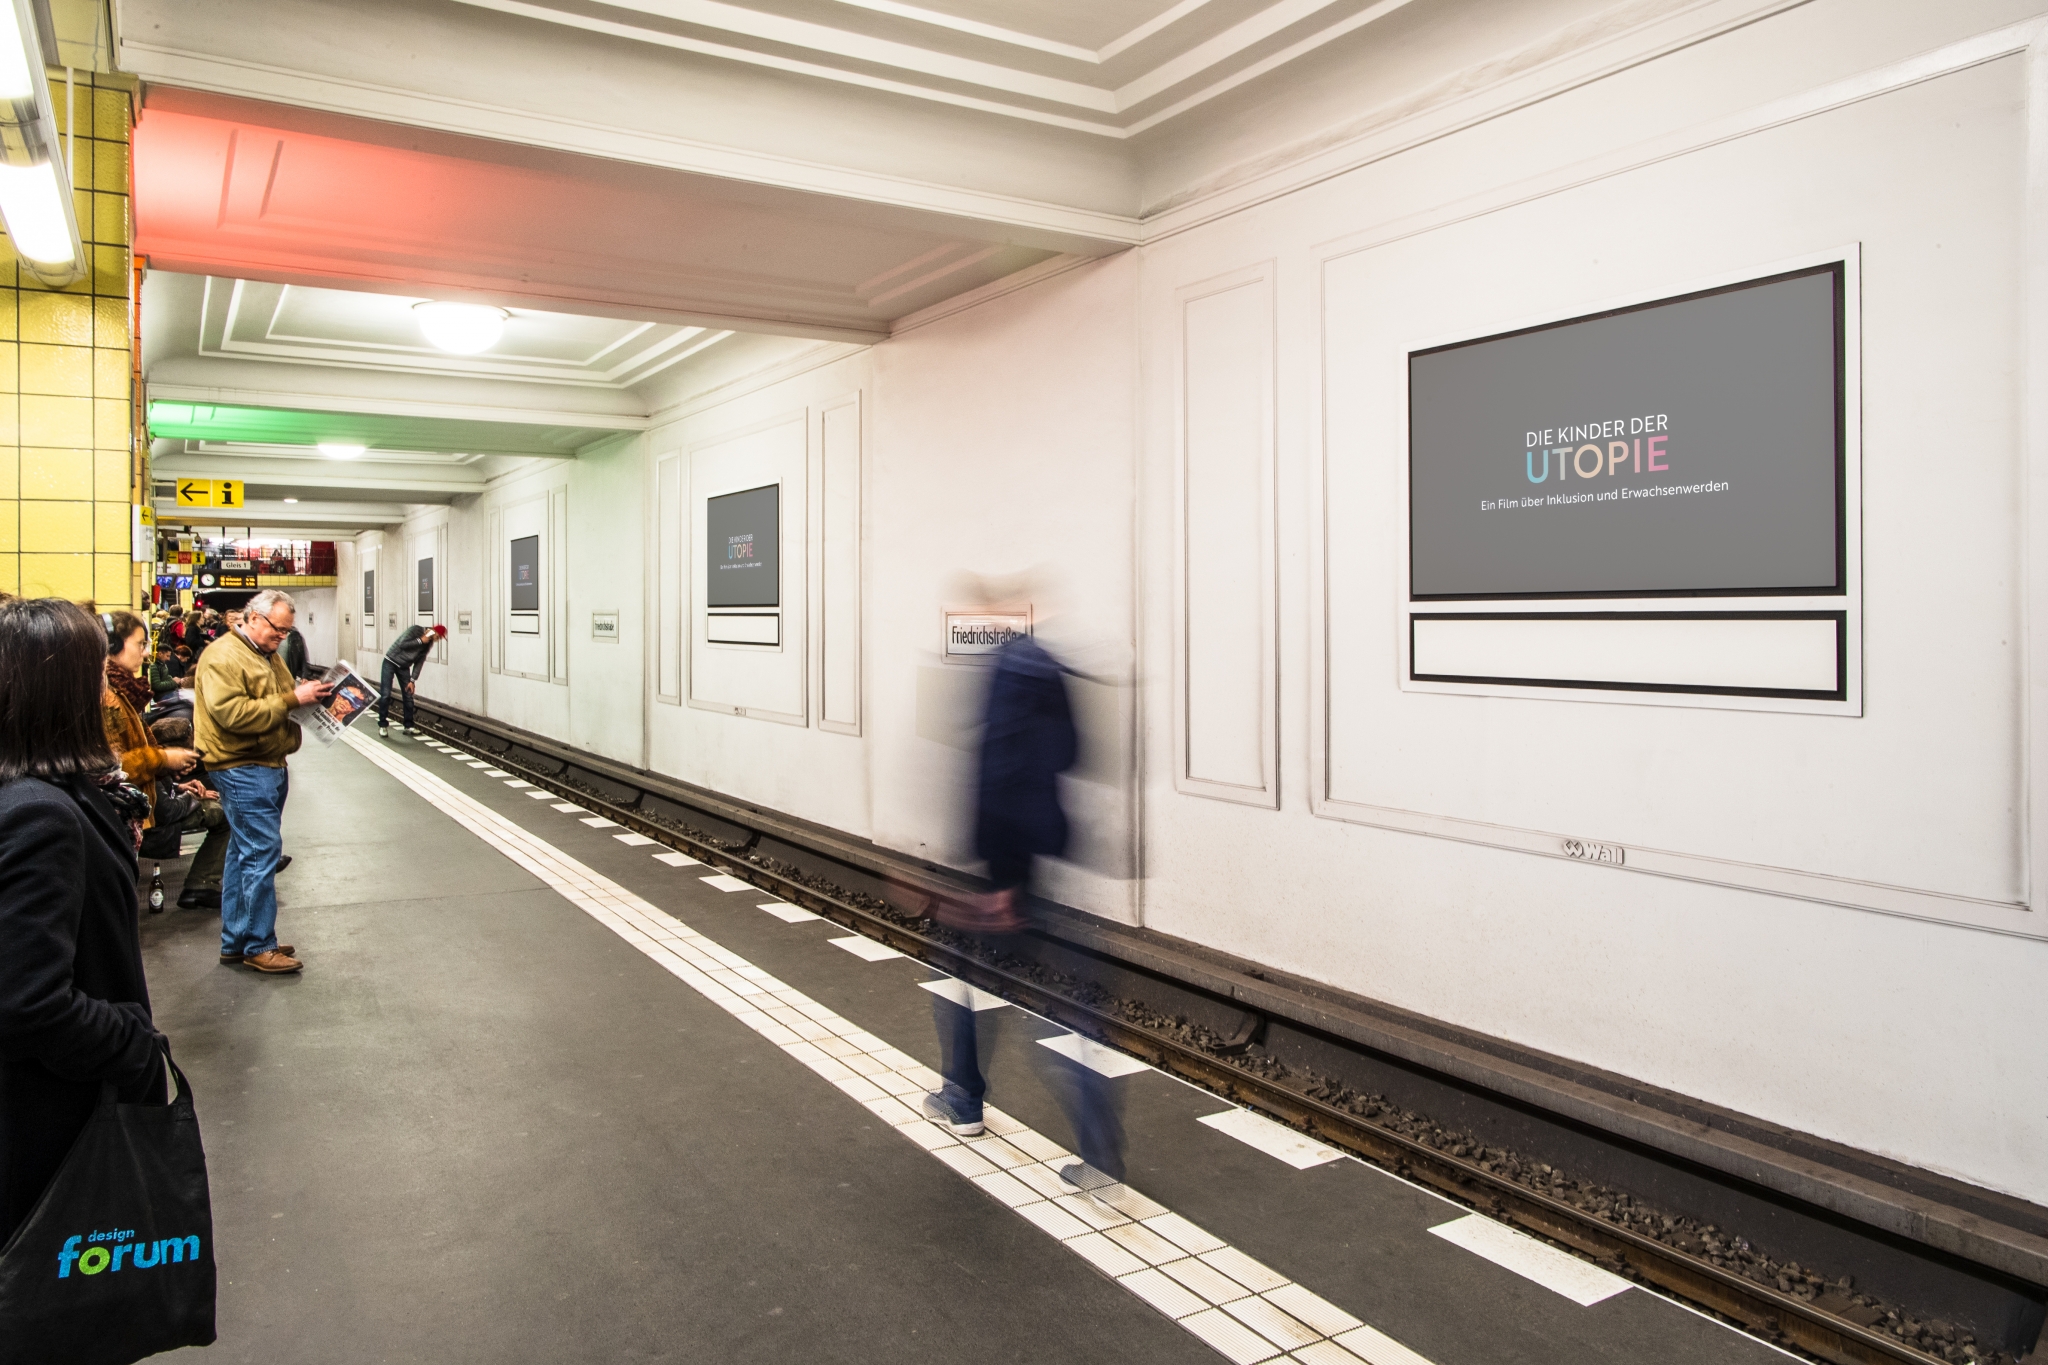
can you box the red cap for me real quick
[431,623,448,638]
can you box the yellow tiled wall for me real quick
[0,71,136,607]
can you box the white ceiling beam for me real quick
[152,453,488,496]
[154,498,410,529]
[145,382,651,431]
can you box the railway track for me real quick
[410,713,2021,1365]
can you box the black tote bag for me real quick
[0,1061,217,1364]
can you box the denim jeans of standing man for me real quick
[213,764,288,960]
[376,659,415,729]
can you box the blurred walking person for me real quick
[922,631,1124,1188]
[376,622,445,738]
[194,589,327,974]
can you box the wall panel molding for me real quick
[655,452,684,705]
[1305,46,2041,940]
[817,391,863,735]
[1173,262,1278,808]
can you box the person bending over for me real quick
[194,589,327,974]
[0,598,173,1247]
[377,622,446,737]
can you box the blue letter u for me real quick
[1525,449,1549,483]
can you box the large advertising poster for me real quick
[1409,265,1843,600]
[707,484,780,608]
[509,536,540,613]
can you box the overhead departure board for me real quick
[1408,264,1843,600]
[707,484,780,609]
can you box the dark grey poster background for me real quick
[362,570,374,614]
[707,484,781,608]
[417,557,434,613]
[1408,267,1841,599]
[509,535,540,613]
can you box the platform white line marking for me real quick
[920,978,1009,1011]
[551,803,587,813]
[1199,1109,1345,1170]
[759,902,821,923]
[830,934,904,961]
[504,780,532,788]
[1427,1213,1630,1306]
[614,833,657,846]
[1039,1032,1154,1078]
[580,816,621,828]
[525,790,555,800]
[700,873,753,892]
[341,728,1432,1365]
[483,768,510,776]
[464,760,489,768]
[652,851,702,867]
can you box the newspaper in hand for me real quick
[291,660,378,745]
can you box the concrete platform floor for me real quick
[138,733,1799,1365]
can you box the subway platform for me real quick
[139,734,1796,1365]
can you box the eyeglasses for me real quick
[248,614,291,634]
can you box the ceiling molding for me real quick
[449,0,1423,133]
[194,277,736,390]
[143,383,651,431]
[1139,0,1815,233]
[117,39,1147,246]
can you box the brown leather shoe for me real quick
[219,944,292,965]
[243,949,303,974]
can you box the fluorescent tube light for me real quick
[0,160,73,263]
[0,0,34,100]
[0,0,81,285]
[318,443,366,459]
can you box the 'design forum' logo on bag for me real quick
[55,1227,202,1278]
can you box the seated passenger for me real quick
[102,612,199,832]
[140,717,230,912]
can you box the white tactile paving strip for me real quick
[343,728,1436,1365]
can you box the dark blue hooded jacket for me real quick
[974,636,1076,870]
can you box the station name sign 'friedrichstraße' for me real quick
[1408,264,1845,600]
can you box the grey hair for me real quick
[245,588,295,619]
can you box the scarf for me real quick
[106,657,154,715]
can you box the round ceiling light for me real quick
[414,301,508,355]
[318,443,366,459]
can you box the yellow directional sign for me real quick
[174,479,246,509]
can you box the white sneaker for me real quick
[377,725,388,738]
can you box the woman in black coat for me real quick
[0,598,168,1246]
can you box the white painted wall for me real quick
[292,586,336,667]
[354,0,2048,1202]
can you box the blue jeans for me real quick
[376,661,414,728]
[214,764,289,959]
[933,990,1125,1181]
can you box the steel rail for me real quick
[418,720,1961,1365]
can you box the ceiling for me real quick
[132,91,1096,341]
[196,278,733,388]
[450,0,1421,137]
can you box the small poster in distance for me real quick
[291,661,378,745]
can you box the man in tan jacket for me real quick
[195,589,328,974]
